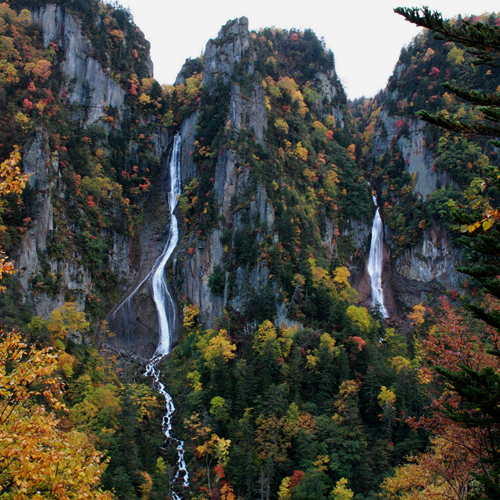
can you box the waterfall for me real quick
[367,194,388,317]
[144,133,189,497]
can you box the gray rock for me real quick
[203,17,251,86]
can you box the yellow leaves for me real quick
[334,267,360,303]
[14,111,29,127]
[378,386,396,410]
[58,352,76,379]
[390,355,412,374]
[381,436,478,500]
[277,76,298,93]
[183,303,200,330]
[203,329,236,368]
[408,303,426,326]
[331,478,354,500]
[447,44,465,65]
[0,146,28,196]
[313,454,330,472]
[0,330,62,415]
[47,302,90,343]
[138,92,151,105]
[187,370,202,391]
[0,330,112,498]
[333,266,350,287]
[278,476,292,500]
[274,118,289,135]
[194,139,212,157]
[0,59,19,85]
[294,141,308,161]
[306,354,318,369]
[0,405,112,499]
[464,208,500,233]
[214,436,232,466]
[312,264,329,288]
[346,305,371,333]
[109,28,125,45]
[0,152,25,279]
[279,325,296,358]
[320,332,338,355]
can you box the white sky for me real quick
[121,0,500,99]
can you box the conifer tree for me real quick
[396,7,500,498]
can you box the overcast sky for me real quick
[121,0,500,99]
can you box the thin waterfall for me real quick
[367,194,388,317]
[144,133,189,498]
[108,134,188,496]
[146,134,189,500]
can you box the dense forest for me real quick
[1,1,500,499]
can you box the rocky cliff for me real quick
[354,24,500,313]
[174,17,372,331]
[5,4,481,355]
[4,2,171,355]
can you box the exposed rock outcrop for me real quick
[30,5,147,125]
[373,110,449,199]
[202,17,252,86]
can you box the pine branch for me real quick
[395,7,500,62]
[442,82,500,107]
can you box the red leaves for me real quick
[289,470,305,489]
[352,336,366,351]
[429,66,441,78]
[22,98,33,112]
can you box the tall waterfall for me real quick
[144,134,189,497]
[367,194,388,317]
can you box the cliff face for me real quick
[7,6,480,354]
[31,5,128,124]
[178,18,272,327]
[174,18,372,330]
[6,3,170,352]
[359,30,485,312]
[14,5,128,318]
[372,109,449,199]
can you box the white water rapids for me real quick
[367,194,388,317]
[144,134,189,498]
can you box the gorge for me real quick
[1,1,499,499]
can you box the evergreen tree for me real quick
[396,7,500,498]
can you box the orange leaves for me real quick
[408,303,426,326]
[29,58,51,81]
[0,330,112,498]
[0,146,28,197]
[381,435,480,500]
[424,297,498,373]
[346,144,356,160]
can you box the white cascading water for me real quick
[367,194,388,318]
[143,133,189,498]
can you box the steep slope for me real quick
[174,18,372,331]
[3,4,497,500]
[354,12,500,310]
[0,1,178,358]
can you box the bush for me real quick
[208,265,225,296]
